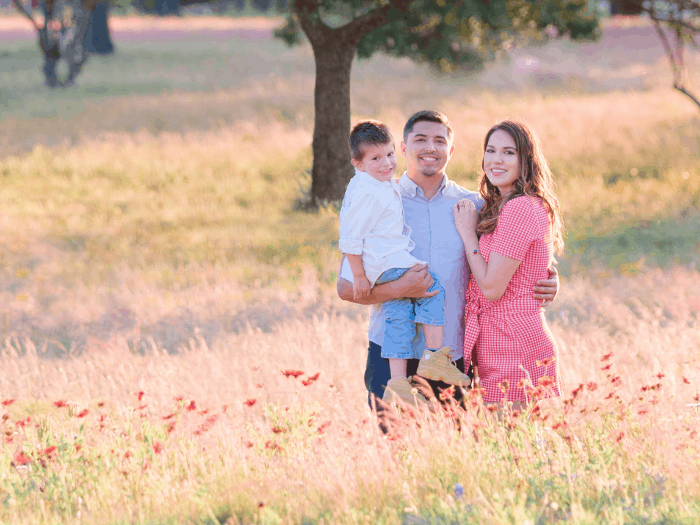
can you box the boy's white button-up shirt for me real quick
[339,170,423,287]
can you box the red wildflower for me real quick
[162,413,176,420]
[536,357,556,367]
[499,380,510,392]
[222,405,229,413]
[587,382,598,391]
[605,392,615,400]
[638,408,649,415]
[516,378,527,390]
[76,409,89,418]
[694,393,699,402]
[601,353,613,361]
[136,391,145,402]
[616,432,625,442]
[317,421,332,434]
[53,400,68,408]
[42,446,57,458]
[15,417,30,428]
[12,452,31,466]
[281,370,304,378]
[97,401,105,408]
[185,401,196,411]
[265,440,281,451]
[173,395,184,402]
[683,377,690,384]
[198,409,209,415]
[656,373,665,380]
[601,364,612,371]
[571,383,584,398]
[272,426,286,434]
[99,414,106,422]
[244,399,257,407]
[2,414,8,421]
[255,384,264,388]
[153,442,164,454]
[124,451,131,459]
[2,399,15,407]
[136,405,147,410]
[439,385,456,401]
[245,441,253,448]
[486,404,499,412]
[258,502,265,508]
[302,372,321,386]
[611,376,621,385]
[538,376,554,388]
[166,422,176,434]
[75,444,82,452]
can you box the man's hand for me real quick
[533,266,559,307]
[396,264,438,298]
[337,262,437,305]
[353,276,371,301]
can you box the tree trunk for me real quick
[84,1,114,54]
[309,38,356,205]
[610,1,644,16]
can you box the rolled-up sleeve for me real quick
[490,197,538,261]
[339,189,384,255]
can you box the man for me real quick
[337,111,559,405]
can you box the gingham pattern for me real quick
[463,196,561,403]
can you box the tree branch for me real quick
[674,84,700,110]
[651,17,681,83]
[11,0,40,30]
[340,0,409,40]
[294,0,330,44]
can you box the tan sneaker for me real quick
[382,377,429,406]
[416,347,472,387]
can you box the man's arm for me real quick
[336,258,437,305]
[533,266,559,307]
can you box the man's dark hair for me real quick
[349,120,394,161]
[403,110,453,141]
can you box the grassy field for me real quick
[0,13,699,524]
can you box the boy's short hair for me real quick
[349,120,394,161]
[403,110,453,141]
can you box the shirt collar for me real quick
[355,169,393,186]
[398,172,449,198]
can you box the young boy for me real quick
[339,120,471,406]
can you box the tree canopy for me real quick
[274,0,601,204]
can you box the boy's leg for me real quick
[415,272,471,387]
[375,268,428,405]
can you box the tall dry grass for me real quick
[0,269,698,523]
[1,14,699,523]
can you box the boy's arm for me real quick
[345,254,371,300]
[336,256,437,305]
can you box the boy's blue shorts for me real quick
[375,267,445,360]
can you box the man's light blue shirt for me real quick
[366,173,484,360]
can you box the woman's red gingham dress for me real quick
[464,196,561,403]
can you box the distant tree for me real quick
[643,0,700,110]
[12,0,98,87]
[610,1,644,15]
[84,1,114,54]
[274,0,600,205]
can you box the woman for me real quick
[453,121,564,409]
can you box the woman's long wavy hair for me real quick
[477,121,564,255]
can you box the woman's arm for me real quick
[453,198,522,302]
[336,257,438,305]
